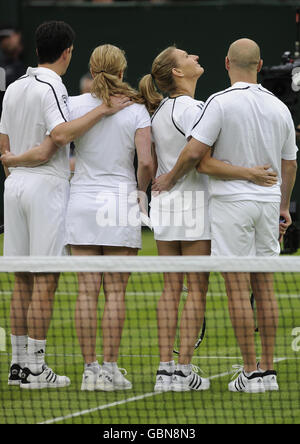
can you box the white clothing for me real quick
[0,67,70,179]
[65,94,151,248]
[150,95,210,240]
[209,198,280,257]
[191,82,298,203]
[4,171,69,256]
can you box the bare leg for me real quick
[10,273,34,336]
[251,272,278,370]
[71,245,103,365]
[27,273,59,340]
[179,240,210,364]
[156,241,183,363]
[224,272,257,373]
[102,246,138,363]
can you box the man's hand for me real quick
[0,151,16,167]
[278,209,292,243]
[249,164,278,186]
[102,95,133,116]
[152,173,175,193]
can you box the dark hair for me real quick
[35,21,75,64]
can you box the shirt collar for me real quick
[231,81,261,89]
[26,66,63,83]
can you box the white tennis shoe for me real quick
[81,366,102,391]
[154,370,173,392]
[95,367,132,391]
[228,365,265,393]
[20,365,70,389]
[171,365,210,392]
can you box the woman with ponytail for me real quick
[65,44,153,392]
[139,46,212,393]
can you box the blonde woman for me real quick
[3,44,153,392]
[139,46,277,392]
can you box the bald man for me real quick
[152,38,298,393]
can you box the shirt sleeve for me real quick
[0,94,8,134]
[176,101,205,140]
[136,105,151,130]
[282,112,298,160]
[42,86,69,134]
[191,97,222,147]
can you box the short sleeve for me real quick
[136,105,151,130]
[0,94,8,134]
[42,86,69,134]
[177,101,205,140]
[282,112,298,160]
[191,97,222,147]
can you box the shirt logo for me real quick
[62,94,68,105]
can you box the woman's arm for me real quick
[1,136,58,168]
[135,127,154,215]
[197,148,278,186]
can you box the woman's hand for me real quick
[0,151,17,167]
[248,164,278,186]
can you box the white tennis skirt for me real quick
[150,190,211,241]
[65,189,142,249]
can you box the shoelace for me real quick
[230,364,244,380]
[191,364,205,376]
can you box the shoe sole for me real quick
[95,384,132,392]
[8,380,21,386]
[229,385,265,394]
[264,384,279,392]
[20,381,71,390]
[154,385,172,392]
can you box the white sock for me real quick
[102,361,118,373]
[27,337,46,374]
[85,361,101,374]
[244,370,258,377]
[11,335,27,368]
[159,361,175,374]
[176,364,192,376]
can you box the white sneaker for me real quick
[96,367,132,391]
[81,367,101,392]
[20,365,71,390]
[171,365,210,392]
[257,367,279,391]
[154,370,173,392]
[228,365,265,393]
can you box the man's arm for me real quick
[198,148,278,186]
[152,137,209,192]
[51,96,133,148]
[1,136,58,168]
[280,159,298,228]
[0,133,11,177]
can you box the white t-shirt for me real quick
[0,67,70,179]
[191,82,298,202]
[69,93,151,192]
[152,95,207,195]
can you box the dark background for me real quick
[1,0,300,225]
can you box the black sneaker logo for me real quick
[35,349,44,355]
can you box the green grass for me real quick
[0,230,300,424]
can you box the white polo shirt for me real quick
[191,82,298,202]
[68,93,150,192]
[0,67,70,179]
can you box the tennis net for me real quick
[0,256,299,425]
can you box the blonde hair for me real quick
[139,46,178,114]
[90,44,144,106]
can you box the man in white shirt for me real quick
[0,21,132,389]
[152,38,298,393]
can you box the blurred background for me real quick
[1,0,300,245]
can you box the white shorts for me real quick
[65,189,142,249]
[4,172,70,256]
[209,198,280,257]
[150,190,211,241]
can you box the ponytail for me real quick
[139,74,163,114]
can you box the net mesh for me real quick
[0,256,300,425]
